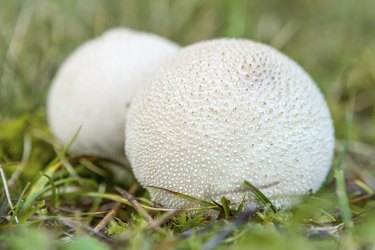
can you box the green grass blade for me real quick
[221,196,231,219]
[147,185,220,211]
[354,179,374,195]
[243,180,277,213]
[28,162,61,197]
[11,182,30,223]
[49,126,82,166]
[334,104,354,232]
[19,200,45,223]
[334,142,353,231]
[20,177,95,214]
[0,164,19,223]
[81,192,217,212]
[40,172,57,207]
[335,167,353,231]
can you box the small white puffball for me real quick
[125,39,335,210]
[47,28,179,164]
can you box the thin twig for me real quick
[115,187,163,233]
[94,203,121,232]
[32,215,115,243]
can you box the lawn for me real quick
[1,0,375,249]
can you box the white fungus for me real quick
[47,28,179,164]
[125,39,335,210]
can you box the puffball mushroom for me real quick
[47,28,179,164]
[126,39,334,210]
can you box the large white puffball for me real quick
[47,28,179,164]
[126,39,334,209]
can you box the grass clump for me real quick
[1,0,375,249]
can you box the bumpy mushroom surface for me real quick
[126,39,334,209]
[47,28,179,164]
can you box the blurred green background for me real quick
[1,1,375,249]
[1,0,374,144]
